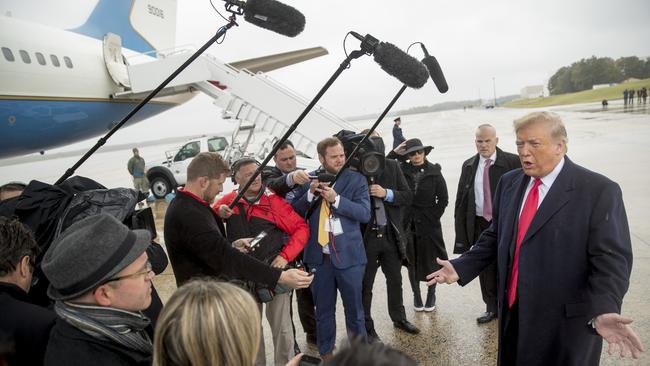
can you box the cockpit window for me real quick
[1,47,15,62]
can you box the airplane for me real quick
[0,0,353,160]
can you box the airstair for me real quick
[112,46,355,160]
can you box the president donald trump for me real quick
[428,111,644,365]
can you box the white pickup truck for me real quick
[145,135,320,199]
[145,135,229,198]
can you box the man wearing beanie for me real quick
[42,213,154,366]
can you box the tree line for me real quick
[548,56,650,95]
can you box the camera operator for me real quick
[214,158,309,366]
[358,131,420,344]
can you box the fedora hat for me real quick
[402,138,433,156]
[42,213,151,301]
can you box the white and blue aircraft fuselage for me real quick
[0,0,193,159]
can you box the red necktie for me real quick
[507,178,542,308]
[483,159,493,221]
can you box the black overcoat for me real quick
[400,160,448,280]
[452,157,633,365]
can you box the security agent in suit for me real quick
[360,133,419,342]
[453,124,520,324]
[429,112,644,365]
[292,137,371,359]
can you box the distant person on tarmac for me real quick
[623,89,629,105]
[392,117,406,149]
[629,89,635,105]
[127,148,149,206]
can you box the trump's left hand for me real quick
[595,313,645,359]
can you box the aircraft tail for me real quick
[68,0,177,54]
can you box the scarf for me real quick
[55,301,153,354]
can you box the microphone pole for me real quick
[228,48,367,209]
[55,17,239,185]
[333,84,407,184]
[331,41,444,185]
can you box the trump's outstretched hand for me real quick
[426,257,459,286]
[595,313,645,359]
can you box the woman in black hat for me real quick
[389,138,448,312]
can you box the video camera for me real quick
[334,130,385,178]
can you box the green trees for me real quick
[548,56,649,95]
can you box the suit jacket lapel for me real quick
[522,158,574,244]
[504,173,529,260]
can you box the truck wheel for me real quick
[150,175,172,199]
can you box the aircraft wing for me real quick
[228,46,328,73]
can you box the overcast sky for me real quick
[3,0,650,119]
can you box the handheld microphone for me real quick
[350,32,428,89]
[420,44,449,93]
[226,0,306,37]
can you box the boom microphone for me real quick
[420,44,449,93]
[235,0,306,37]
[350,32,428,89]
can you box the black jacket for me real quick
[163,190,281,287]
[400,160,449,280]
[264,166,293,198]
[363,159,412,260]
[453,147,520,254]
[0,282,56,366]
[44,318,150,366]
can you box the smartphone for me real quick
[298,354,321,366]
[249,231,267,249]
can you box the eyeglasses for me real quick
[408,150,424,157]
[104,261,153,284]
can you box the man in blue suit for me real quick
[292,137,371,359]
[428,112,644,365]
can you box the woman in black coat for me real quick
[390,138,448,311]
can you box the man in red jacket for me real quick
[215,157,309,366]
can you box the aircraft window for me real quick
[35,52,46,65]
[1,47,15,62]
[174,142,200,162]
[50,54,60,67]
[64,56,73,68]
[208,137,228,152]
[19,50,31,64]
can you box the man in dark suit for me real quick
[361,132,419,343]
[292,137,371,360]
[453,124,520,324]
[428,112,644,365]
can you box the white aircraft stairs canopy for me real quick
[113,48,356,158]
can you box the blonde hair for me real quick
[513,111,568,146]
[153,280,261,366]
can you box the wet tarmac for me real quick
[149,106,650,366]
[2,105,646,365]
